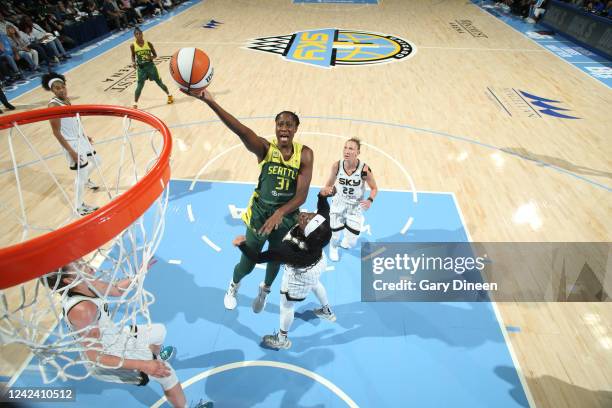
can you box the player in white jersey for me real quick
[323,138,378,262]
[233,190,336,350]
[42,72,100,216]
[42,262,213,408]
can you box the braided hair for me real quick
[280,218,332,269]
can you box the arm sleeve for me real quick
[238,243,320,268]
[238,243,287,264]
[316,193,330,219]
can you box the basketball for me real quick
[169,47,213,90]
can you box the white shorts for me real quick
[65,139,100,170]
[281,256,326,301]
[330,197,363,232]
[93,323,178,390]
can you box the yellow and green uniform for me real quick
[243,139,302,231]
[235,139,303,287]
[133,40,168,100]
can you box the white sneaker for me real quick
[252,282,270,313]
[77,203,98,216]
[314,305,336,322]
[262,331,291,350]
[224,281,239,310]
[329,244,339,262]
[85,179,99,191]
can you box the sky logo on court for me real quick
[486,87,580,119]
[519,91,580,119]
[247,29,414,68]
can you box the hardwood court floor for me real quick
[1,1,610,407]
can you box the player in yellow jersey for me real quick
[183,88,314,313]
[130,27,173,109]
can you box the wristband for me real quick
[367,197,374,203]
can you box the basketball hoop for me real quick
[0,105,171,288]
[0,105,172,384]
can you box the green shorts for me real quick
[137,62,160,82]
[242,196,298,238]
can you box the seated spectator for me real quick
[66,1,89,21]
[134,0,161,17]
[102,0,130,30]
[527,0,547,23]
[55,1,72,22]
[83,0,101,16]
[0,32,24,80]
[0,12,18,35]
[20,16,71,64]
[119,0,144,24]
[41,13,76,49]
[6,25,40,72]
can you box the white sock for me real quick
[331,230,341,247]
[312,281,329,307]
[342,229,359,248]
[280,295,294,333]
[74,161,90,208]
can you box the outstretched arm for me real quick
[182,88,270,161]
[321,161,339,196]
[259,146,314,235]
[233,236,318,267]
[316,191,331,219]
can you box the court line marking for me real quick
[296,116,612,192]
[400,217,413,235]
[419,46,546,52]
[5,116,609,192]
[300,131,418,204]
[201,235,221,252]
[452,192,537,408]
[189,144,243,191]
[187,131,417,235]
[187,204,195,223]
[175,177,450,195]
[294,0,381,12]
[150,360,359,408]
[155,41,245,45]
[164,115,612,191]
[471,1,611,89]
[168,259,182,265]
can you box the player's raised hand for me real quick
[320,186,336,197]
[259,211,284,235]
[180,87,213,103]
[232,235,246,246]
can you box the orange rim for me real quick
[0,105,172,289]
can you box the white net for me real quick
[0,107,170,384]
